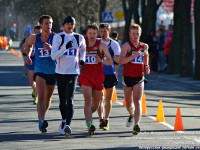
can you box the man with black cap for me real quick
[51,16,86,136]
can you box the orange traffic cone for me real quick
[142,93,147,115]
[123,98,126,106]
[174,107,184,131]
[156,100,165,122]
[112,86,118,102]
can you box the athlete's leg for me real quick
[57,75,68,122]
[82,85,92,123]
[91,89,102,113]
[36,76,46,120]
[28,70,35,89]
[132,82,144,126]
[28,70,37,96]
[124,86,134,117]
[65,75,77,125]
[44,84,54,114]
[104,87,114,119]
[97,94,104,120]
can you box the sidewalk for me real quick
[147,73,200,91]
[10,40,20,49]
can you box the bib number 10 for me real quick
[85,55,96,64]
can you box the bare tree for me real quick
[13,0,99,33]
[99,0,107,23]
[168,0,183,74]
[194,0,200,79]
[133,0,140,24]
[168,0,192,76]
[122,0,134,42]
[180,0,192,77]
[141,0,163,41]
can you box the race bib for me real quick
[63,48,77,57]
[131,51,144,64]
[85,55,97,64]
[38,48,51,57]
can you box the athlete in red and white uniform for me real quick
[119,23,150,135]
[79,23,112,135]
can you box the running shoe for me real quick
[126,115,133,127]
[132,125,140,135]
[64,125,72,136]
[59,122,65,135]
[59,122,71,136]
[99,119,106,129]
[103,121,109,131]
[88,125,95,135]
[39,120,48,133]
[32,90,35,98]
[33,97,38,105]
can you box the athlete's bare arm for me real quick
[26,34,36,65]
[98,42,112,65]
[119,42,142,65]
[113,55,119,64]
[143,43,150,74]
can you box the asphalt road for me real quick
[0,49,200,150]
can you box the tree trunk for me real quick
[180,0,193,77]
[122,0,134,43]
[168,0,183,74]
[141,0,162,41]
[194,0,200,79]
[99,0,107,23]
[133,0,140,24]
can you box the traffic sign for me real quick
[102,12,114,23]
[113,9,124,20]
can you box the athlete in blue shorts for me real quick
[25,25,42,104]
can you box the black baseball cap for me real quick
[63,16,76,26]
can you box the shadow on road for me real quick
[0,66,29,86]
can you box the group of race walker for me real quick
[23,15,150,136]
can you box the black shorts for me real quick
[34,72,56,85]
[104,74,118,89]
[122,76,144,87]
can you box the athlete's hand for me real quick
[66,41,73,49]
[79,60,85,66]
[136,50,142,56]
[26,56,32,65]
[44,42,52,50]
[145,65,150,74]
[95,55,101,63]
